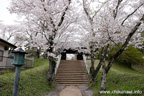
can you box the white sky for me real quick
[0,0,17,25]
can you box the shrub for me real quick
[109,45,144,67]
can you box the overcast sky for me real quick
[0,0,17,25]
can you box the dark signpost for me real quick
[12,46,27,96]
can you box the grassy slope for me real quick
[88,60,144,96]
[0,58,54,96]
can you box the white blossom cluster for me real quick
[82,0,144,52]
[0,0,143,57]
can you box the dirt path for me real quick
[60,86,82,96]
[43,85,93,96]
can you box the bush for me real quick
[109,45,144,67]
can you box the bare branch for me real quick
[121,3,144,25]
[113,0,123,19]
[92,1,107,19]
[7,34,13,41]
[57,0,71,27]
[83,0,93,22]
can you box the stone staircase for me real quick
[55,60,89,85]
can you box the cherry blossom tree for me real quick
[82,0,144,90]
[0,23,16,42]
[9,0,74,85]
[82,0,106,79]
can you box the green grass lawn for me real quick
[0,58,54,96]
[88,60,144,96]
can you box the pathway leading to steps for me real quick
[43,60,93,96]
[43,85,93,96]
[59,86,82,96]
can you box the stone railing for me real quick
[55,54,62,75]
[82,54,90,74]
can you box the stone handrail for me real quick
[55,54,62,75]
[82,54,90,74]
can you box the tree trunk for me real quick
[92,47,105,83]
[90,52,95,75]
[92,44,109,83]
[92,60,102,83]
[36,48,40,58]
[100,58,106,91]
[100,45,109,90]
[47,56,56,86]
[90,44,95,76]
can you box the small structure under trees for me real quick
[0,38,16,68]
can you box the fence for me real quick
[23,57,34,68]
[0,56,34,69]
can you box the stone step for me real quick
[56,76,88,79]
[57,72,86,74]
[56,78,88,82]
[56,75,88,77]
[58,68,85,70]
[56,77,88,80]
[57,71,86,73]
[56,81,88,83]
[56,73,87,76]
[59,65,84,66]
[56,79,88,81]
[55,77,88,80]
[56,81,88,85]
[60,63,83,64]
[58,66,84,67]
[59,66,85,68]
[56,75,87,77]
[58,69,85,70]
[60,64,84,65]
[56,75,88,78]
[57,68,85,70]
[58,67,84,69]
[55,60,88,85]
[56,83,88,85]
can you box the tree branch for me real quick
[57,0,71,27]
[113,0,123,19]
[83,0,93,23]
[92,1,107,19]
[121,3,144,25]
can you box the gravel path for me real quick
[42,85,93,96]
